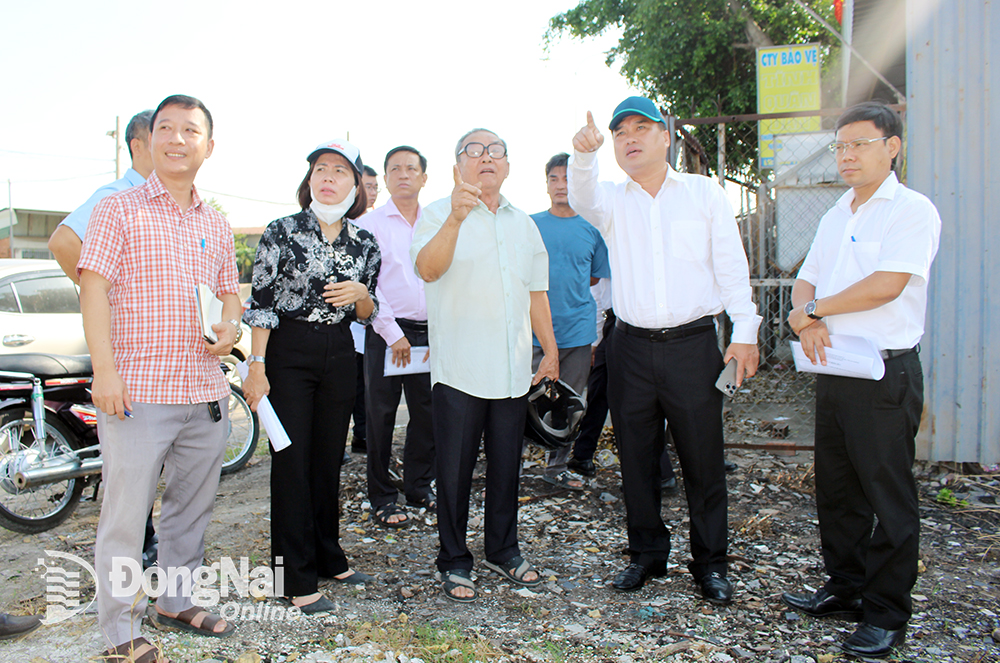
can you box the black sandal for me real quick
[373,503,410,528]
[405,491,437,512]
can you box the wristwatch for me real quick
[804,300,823,320]
[226,319,243,343]
[247,355,266,366]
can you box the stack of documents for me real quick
[196,284,223,343]
[791,334,886,380]
[384,346,430,376]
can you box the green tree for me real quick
[206,197,254,282]
[547,0,838,180]
[233,234,255,283]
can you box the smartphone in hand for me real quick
[715,359,739,397]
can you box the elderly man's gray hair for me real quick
[455,128,508,162]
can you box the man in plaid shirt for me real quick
[80,95,242,660]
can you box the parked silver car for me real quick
[0,259,252,369]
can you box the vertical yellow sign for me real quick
[757,44,821,168]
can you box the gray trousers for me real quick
[531,345,592,476]
[95,399,227,649]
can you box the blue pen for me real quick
[200,238,206,252]
[851,235,856,242]
[124,409,134,419]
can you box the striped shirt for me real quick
[78,172,239,404]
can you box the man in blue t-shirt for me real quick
[530,153,611,490]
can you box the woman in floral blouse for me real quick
[242,140,381,614]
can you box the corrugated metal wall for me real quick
[907,0,999,463]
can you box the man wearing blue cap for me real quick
[568,97,761,604]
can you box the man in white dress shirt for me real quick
[568,97,760,603]
[782,101,940,659]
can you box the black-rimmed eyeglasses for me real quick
[459,142,507,159]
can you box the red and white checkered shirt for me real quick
[78,172,239,404]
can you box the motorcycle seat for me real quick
[0,354,93,379]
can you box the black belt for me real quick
[615,316,715,342]
[281,317,350,334]
[880,345,918,360]
[397,318,428,331]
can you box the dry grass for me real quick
[333,614,507,663]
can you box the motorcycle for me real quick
[0,353,259,534]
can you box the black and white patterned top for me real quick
[244,208,380,329]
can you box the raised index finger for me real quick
[453,164,464,186]
[586,110,596,128]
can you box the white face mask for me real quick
[310,186,357,225]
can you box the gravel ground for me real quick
[1,425,998,663]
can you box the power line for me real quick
[0,148,114,163]
[10,171,115,183]
[200,188,291,206]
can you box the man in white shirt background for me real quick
[568,97,760,604]
[348,165,382,459]
[782,101,940,659]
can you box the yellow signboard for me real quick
[757,44,821,168]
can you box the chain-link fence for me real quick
[671,110,873,450]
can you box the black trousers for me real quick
[607,321,727,578]
[815,351,922,630]
[266,318,354,596]
[364,321,435,509]
[433,383,527,572]
[573,310,615,462]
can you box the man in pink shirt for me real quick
[80,95,241,661]
[357,146,435,528]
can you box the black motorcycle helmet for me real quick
[523,378,587,450]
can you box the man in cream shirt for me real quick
[411,128,558,603]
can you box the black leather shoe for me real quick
[283,595,336,615]
[351,436,367,454]
[0,612,42,640]
[840,622,906,658]
[611,563,665,591]
[781,588,863,620]
[724,460,738,473]
[661,476,678,495]
[567,456,596,477]
[699,572,734,604]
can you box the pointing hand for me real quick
[573,110,605,153]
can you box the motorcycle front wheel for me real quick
[0,409,86,534]
[221,384,259,476]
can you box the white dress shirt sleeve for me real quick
[707,186,762,344]
[875,196,942,287]
[568,150,613,234]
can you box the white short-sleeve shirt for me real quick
[410,195,548,399]
[797,172,941,350]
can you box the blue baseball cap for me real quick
[609,96,664,131]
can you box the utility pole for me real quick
[6,179,12,259]
[841,0,854,106]
[106,116,122,179]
